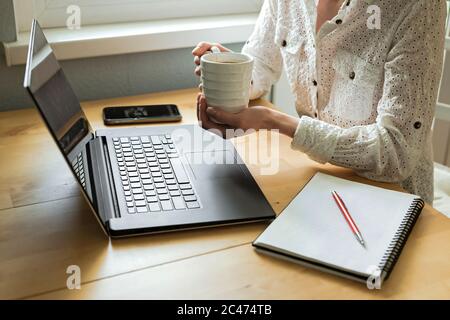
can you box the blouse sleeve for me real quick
[291,0,447,183]
[242,0,283,100]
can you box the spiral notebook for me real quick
[253,172,425,284]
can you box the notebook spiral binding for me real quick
[378,198,425,280]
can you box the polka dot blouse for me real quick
[242,0,447,203]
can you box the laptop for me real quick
[24,20,275,238]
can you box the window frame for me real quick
[13,0,263,32]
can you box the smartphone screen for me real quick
[103,105,182,125]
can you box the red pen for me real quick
[331,191,366,248]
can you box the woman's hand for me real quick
[197,94,300,138]
[192,42,231,78]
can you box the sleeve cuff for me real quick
[291,116,341,164]
[249,83,265,100]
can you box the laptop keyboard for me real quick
[71,153,87,190]
[113,135,200,214]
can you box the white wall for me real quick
[272,69,297,116]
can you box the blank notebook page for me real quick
[254,172,419,276]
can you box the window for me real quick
[6,0,262,66]
[447,1,450,39]
[13,0,264,32]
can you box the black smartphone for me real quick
[103,104,182,125]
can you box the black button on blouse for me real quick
[336,19,343,25]
[414,121,422,129]
[349,71,356,80]
[282,40,287,47]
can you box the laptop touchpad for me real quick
[185,151,245,180]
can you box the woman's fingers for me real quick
[198,96,228,137]
[192,42,213,56]
[192,42,229,57]
[192,42,209,76]
[195,66,201,76]
[196,92,202,120]
[198,96,212,126]
[193,42,231,77]
[206,107,240,128]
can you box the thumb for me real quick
[206,107,239,127]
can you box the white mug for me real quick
[200,51,254,120]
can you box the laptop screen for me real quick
[24,20,93,155]
[23,21,102,224]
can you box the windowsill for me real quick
[3,15,448,67]
[3,13,257,66]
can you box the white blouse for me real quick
[242,0,447,203]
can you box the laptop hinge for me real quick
[101,136,121,219]
[88,136,119,222]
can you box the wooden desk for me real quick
[1,88,449,299]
